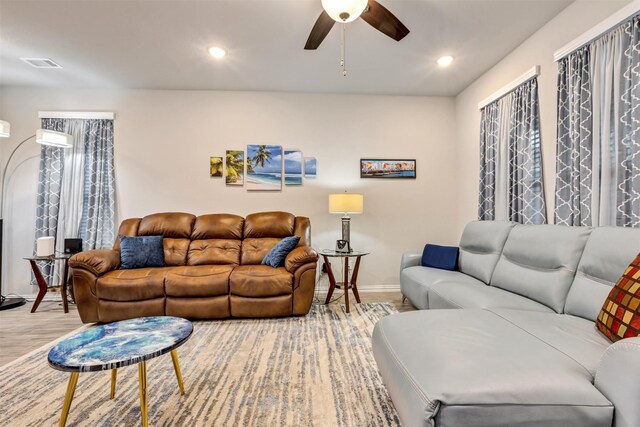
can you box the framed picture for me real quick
[246,144,283,191]
[210,156,223,177]
[225,150,244,186]
[284,149,303,186]
[304,157,317,179]
[360,159,416,179]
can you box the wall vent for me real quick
[20,58,63,69]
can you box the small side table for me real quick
[24,254,72,313]
[321,250,369,313]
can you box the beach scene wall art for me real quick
[210,156,223,177]
[284,150,303,185]
[225,150,244,186]
[247,144,283,191]
[360,159,416,179]
[304,157,317,179]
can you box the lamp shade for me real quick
[35,129,73,148]
[329,193,364,214]
[0,120,10,138]
[321,0,368,23]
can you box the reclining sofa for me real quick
[69,211,318,323]
[373,221,640,427]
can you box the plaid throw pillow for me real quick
[596,254,640,342]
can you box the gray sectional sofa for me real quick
[372,221,640,427]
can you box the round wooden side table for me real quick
[320,250,370,313]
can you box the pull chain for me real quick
[340,23,347,77]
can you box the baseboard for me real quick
[314,283,400,293]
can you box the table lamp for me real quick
[329,193,363,252]
[0,120,73,311]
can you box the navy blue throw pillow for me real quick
[421,244,459,271]
[262,236,300,268]
[120,235,165,269]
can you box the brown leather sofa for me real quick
[69,211,318,323]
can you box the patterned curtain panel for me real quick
[478,103,500,220]
[80,120,116,249]
[34,118,116,287]
[478,77,547,224]
[555,16,640,227]
[34,119,67,285]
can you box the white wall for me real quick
[454,0,629,235]
[0,87,457,297]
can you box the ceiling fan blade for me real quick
[361,0,410,42]
[304,10,336,50]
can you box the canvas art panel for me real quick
[360,159,416,179]
[284,150,303,186]
[247,145,283,191]
[304,157,317,179]
[225,150,245,186]
[210,156,223,177]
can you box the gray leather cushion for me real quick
[428,281,553,312]
[400,267,485,310]
[491,224,592,313]
[372,309,613,427]
[565,227,640,321]
[458,220,515,283]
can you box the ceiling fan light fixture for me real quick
[321,0,368,23]
[437,55,455,67]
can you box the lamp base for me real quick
[0,296,26,311]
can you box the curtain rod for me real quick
[38,111,115,120]
[554,0,640,62]
[477,66,540,110]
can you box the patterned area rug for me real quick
[0,303,400,426]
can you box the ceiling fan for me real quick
[304,0,410,50]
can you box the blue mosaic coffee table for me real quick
[48,316,193,427]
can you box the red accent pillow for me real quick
[596,254,640,342]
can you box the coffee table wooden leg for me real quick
[59,372,79,427]
[170,350,186,395]
[351,256,362,304]
[344,257,350,313]
[29,260,48,313]
[323,255,337,304]
[138,361,148,427]
[110,369,117,399]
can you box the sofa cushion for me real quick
[490,309,610,376]
[372,309,613,427]
[230,265,292,297]
[119,235,164,269]
[187,239,241,266]
[138,212,195,238]
[428,281,554,312]
[596,253,640,342]
[244,211,295,238]
[191,214,244,240]
[241,237,281,265]
[565,227,640,322]
[490,224,592,313]
[458,220,514,283]
[163,238,190,266]
[165,265,233,297]
[96,267,170,301]
[400,266,485,310]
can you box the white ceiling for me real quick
[0,0,573,96]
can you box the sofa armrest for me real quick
[69,249,120,276]
[401,251,422,272]
[285,246,318,273]
[594,337,640,427]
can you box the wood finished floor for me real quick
[0,292,414,367]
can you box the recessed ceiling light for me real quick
[208,47,226,59]
[436,55,454,67]
[20,57,62,69]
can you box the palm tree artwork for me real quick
[225,150,245,185]
[209,156,223,177]
[246,144,283,191]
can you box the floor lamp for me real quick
[0,120,73,311]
